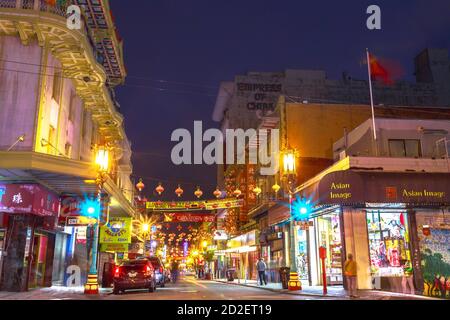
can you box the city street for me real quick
[0,276,433,301]
[0,0,449,305]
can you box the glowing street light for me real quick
[95,147,109,173]
[283,149,297,176]
[142,223,150,233]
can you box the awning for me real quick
[0,152,135,217]
[268,203,290,226]
[298,170,450,206]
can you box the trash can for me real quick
[226,269,235,281]
[279,267,290,289]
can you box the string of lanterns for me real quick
[135,180,282,198]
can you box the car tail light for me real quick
[114,267,121,278]
[144,265,152,275]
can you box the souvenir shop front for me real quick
[224,230,258,281]
[264,205,290,283]
[297,170,450,296]
[0,184,59,292]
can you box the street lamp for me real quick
[281,148,302,278]
[282,148,297,177]
[142,223,150,233]
[84,146,110,295]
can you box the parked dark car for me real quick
[113,259,157,294]
[148,256,168,287]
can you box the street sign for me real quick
[294,220,313,230]
[66,216,96,226]
[146,198,243,211]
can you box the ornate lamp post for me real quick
[84,146,110,294]
[281,148,304,291]
[142,223,150,256]
[281,148,300,282]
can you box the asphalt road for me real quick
[103,276,325,300]
[0,276,433,300]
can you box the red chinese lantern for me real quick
[233,188,242,198]
[213,187,222,199]
[194,187,203,199]
[155,183,164,196]
[136,178,145,192]
[175,185,184,197]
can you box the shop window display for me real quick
[416,211,450,299]
[367,210,411,278]
[295,228,309,281]
[317,213,343,285]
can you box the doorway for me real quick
[28,232,49,289]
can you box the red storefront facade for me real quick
[0,184,59,291]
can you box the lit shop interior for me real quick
[293,207,344,287]
[365,204,413,292]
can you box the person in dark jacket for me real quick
[256,258,267,285]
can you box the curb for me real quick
[212,280,339,299]
[212,280,435,300]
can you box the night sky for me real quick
[111,0,450,201]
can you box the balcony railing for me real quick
[0,0,103,69]
[0,0,70,16]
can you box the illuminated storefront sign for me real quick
[163,213,215,223]
[66,216,96,226]
[299,171,450,205]
[146,198,243,211]
[0,184,58,217]
[227,230,257,249]
[99,217,132,244]
[100,243,128,253]
[75,226,87,244]
[213,230,228,240]
[267,232,283,241]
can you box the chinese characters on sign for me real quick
[0,184,59,217]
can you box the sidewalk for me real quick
[0,286,111,300]
[213,278,435,300]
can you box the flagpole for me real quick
[366,48,378,155]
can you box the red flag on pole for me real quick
[368,53,392,85]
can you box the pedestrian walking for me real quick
[256,258,267,286]
[401,259,415,295]
[344,253,358,298]
[171,261,179,283]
